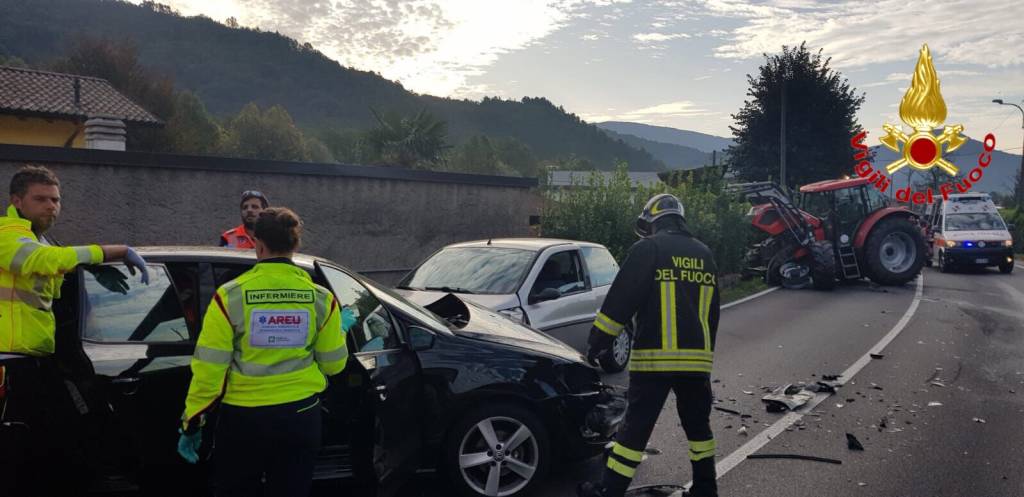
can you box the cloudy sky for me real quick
[140,0,1022,153]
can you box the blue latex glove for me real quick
[123,247,150,285]
[177,429,201,464]
[341,306,357,333]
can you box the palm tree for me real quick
[366,108,450,168]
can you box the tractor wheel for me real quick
[864,217,926,286]
[810,241,837,290]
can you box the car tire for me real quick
[599,324,633,373]
[1000,261,1014,274]
[444,403,550,497]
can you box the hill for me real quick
[0,0,662,171]
[600,128,711,170]
[597,121,733,154]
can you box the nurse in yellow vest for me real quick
[178,207,354,497]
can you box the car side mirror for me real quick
[529,287,562,305]
[408,326,435,351]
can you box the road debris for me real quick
[738,426,749,436]
[714,407,743,416]
[858,482,868,487]
[746,454,842,465]
[624,484,684,497]
[822,374,841,381]
[846,433,865,451]
[927,402,943,407]
[762,384,816,412]
[742,390,754,395]
[870,383,883,390]
[869,353,885,359]
[644,447,662,455]
[930,381,947,388]
[972,417,986,424]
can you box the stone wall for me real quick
[0,145,540,285]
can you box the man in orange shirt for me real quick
[220,191,269,250]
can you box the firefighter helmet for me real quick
[635,193,685,237]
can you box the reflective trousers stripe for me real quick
[607,458,636,479]
[632,349,712,360]
[612,442,644,463]
[689,439,716,461]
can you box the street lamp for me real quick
[993,98,1024,208]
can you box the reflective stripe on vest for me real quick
[629,282,716,373]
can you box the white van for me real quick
[926,193,1014,273]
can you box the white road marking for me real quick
[680,274,924,491]
[1014,264,1024,270]
[722,287,779,310]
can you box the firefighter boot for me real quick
[688,458,718,497]
[577,482,606,497]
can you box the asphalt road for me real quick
[413,264,1024,497]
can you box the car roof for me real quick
[442,238,605,251]
[134,246,328,269]
[800,177,871,193]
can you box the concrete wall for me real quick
[0,145,540,285]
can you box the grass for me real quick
[720,277,770,304]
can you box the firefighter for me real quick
[219,190,268,249]
[578,193,720,497]
[179,207,355,497]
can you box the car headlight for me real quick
[498,307,529,325]
[1004,240,1014,247]
[944,240,957,248]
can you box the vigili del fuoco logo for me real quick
[850,44,997,204]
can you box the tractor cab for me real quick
[798,178,891,249]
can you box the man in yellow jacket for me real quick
[179,207,354,497]
[1,165,150,497]
[1,165,150,356]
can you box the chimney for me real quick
[84,116,127,151]
[73,77,81,107]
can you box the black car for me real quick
[0,247,623,497]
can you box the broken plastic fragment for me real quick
[870,353,884,359]
[927,402,943,407]
[738,426,748,436]
[846,433,865,451]
[972,417,986,424]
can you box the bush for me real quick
[541,164,750,273]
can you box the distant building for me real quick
[0,65,162,150]
[547,170,664,190]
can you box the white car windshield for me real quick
[945,213,1006,231]
[400,247,534,295]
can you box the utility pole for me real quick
[993,99,1024,208]
[780,79,787,190]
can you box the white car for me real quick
[395,238,633,372]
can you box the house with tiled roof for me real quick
[0,65,162,150]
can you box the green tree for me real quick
[365,108,450,168]
[222,103,308,161]
[317,127,374,164]
[163,91,222,154]
[728,42,865,189]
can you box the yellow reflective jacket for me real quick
[0,205,103,356]
[182,261,348,430]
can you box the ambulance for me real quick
[927,193,1015,273]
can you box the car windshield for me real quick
[400,247,534,295]
[945,213,1006,231]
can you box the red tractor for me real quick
[731,178,927,289]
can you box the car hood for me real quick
[400,292,585,363]
[943,230,1011,241]
[394,289,519,311]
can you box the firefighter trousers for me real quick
[213,395,322,497]
[600,374,717,497]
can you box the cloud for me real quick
[146,0,627,97]
[633,32,691,42]
[684,0,1024,69]
[694,75,713,81]
[581,100,719,124]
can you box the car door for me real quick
[77,261,202,490]
[520,248,596,352]
[317,262,423,497]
